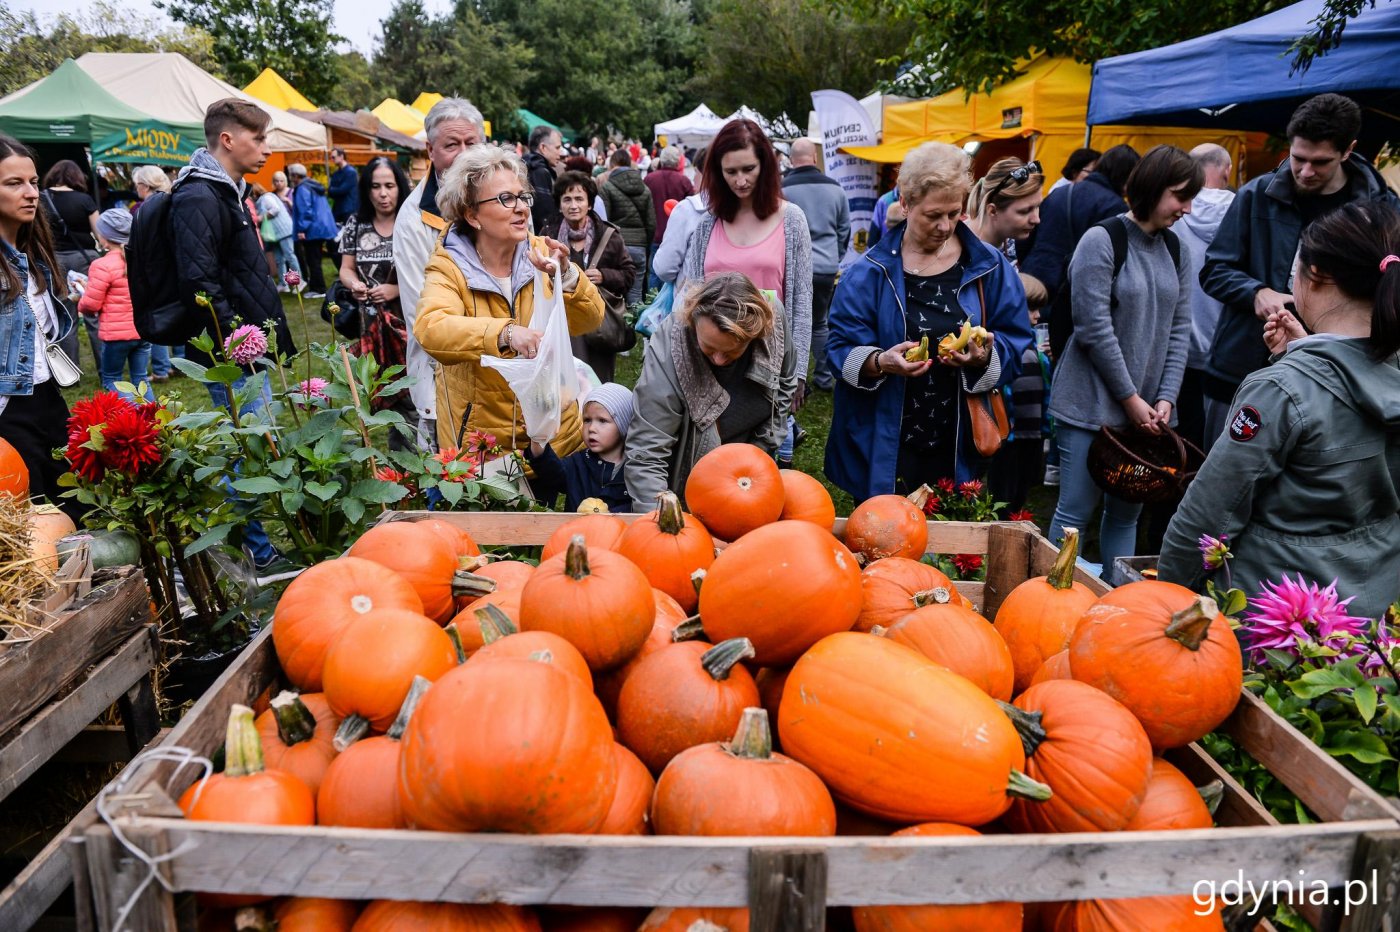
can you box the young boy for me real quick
[527,383,634,512]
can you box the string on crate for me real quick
[94,745,212,932]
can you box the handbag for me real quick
[581,226,637,354]
[320,281,363,339]
[963,278,1010,457]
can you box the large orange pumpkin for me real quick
[754,666,789,747]
[0,437,28,498]
[347,521,462,622]
[994,527,1099,694]
[316,676,429,829]
[594,589,692,720]
[699,519,863,666]
[520,535,654,672]
[352,901,540,931]
[855,557,964,633]
[542,513,627,560]
[1001,680,1154,833]
[1069,582,1243,749]
[1030,650,1074,687]
[275,898,361,931]
[255,691,340,797]
[778,468,836,529]
[398,657,617,833]
[416,516,482,559]
[639,908,750,931]
[683,443,784,541]
[844,489,929,562]
[273,557,424,691]
[616,638,760,774]
[877,589,1014,701]
[1124,758,1216,831]
[616,491,715,613]
[466,604,593,688]
[651,707,835,836]
[1051,895,1226,931]
[851,823,1023,931]
[322,608,458,749]
[597,742,655,835]
[778,632,1049,825]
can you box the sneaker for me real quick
[1043,464,1060,486]
[793,425,809,448]
[776,456,793,469]
[303,290,326,300]
[150,373,170,383]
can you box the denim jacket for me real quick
[0,239,74,396]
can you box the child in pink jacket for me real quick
[78,209,153,401]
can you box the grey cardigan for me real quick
[678,202,813,377]
[1047,214,1192,430]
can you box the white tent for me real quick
[723,105,773,135]
[807,92,909,142]
[653,103,725,145]
[75,52,327,152]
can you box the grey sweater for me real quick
[1047,215,1192,430]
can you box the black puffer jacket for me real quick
[601,167,656,249]
[171,152,293,365]
[524,151,557,231]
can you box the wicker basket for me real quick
[1086,425,1205,504]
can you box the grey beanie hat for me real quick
[581,382,635,439]
[95,208,132,246]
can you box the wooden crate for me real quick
[68,517,1400,932]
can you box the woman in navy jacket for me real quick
[825,142,1033,501]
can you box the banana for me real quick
[938,320,974,357]
[904,335,930,362]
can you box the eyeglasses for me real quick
[987,160,1042,201]
[475,191,535,210]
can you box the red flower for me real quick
[375,465,416,496]
[1008,509,1035,522]
[951,553,984,576]
[920,492,942,516]
[434,447,480,483]
[463,429,497,454]
[99,404,162,476]
[936,477,956,494]
[958,479,984,500]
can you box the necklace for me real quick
[904,238,953,276]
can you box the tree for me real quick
[321,51,380,112]
[1289,0,1393,73]
[156,0,341,105]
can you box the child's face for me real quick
[581,402,622,456]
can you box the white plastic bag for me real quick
[482,263,579,443]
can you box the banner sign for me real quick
[92,121,198,166]
[811,89,879,268]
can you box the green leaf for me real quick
[204,363,245,384]
[341,497,365,524]
[229,476,285,495]
[349,479,410,504]
[1327,729,1395,764]
[1291,665,1365,699]
[269,458,296,479]
[281,490,305,513]
[438,481,464,506]
[183,523,233,556]
[305,480,340,502]
[1262,648,1299,671]
[1354,683,1378,724]
[313,426,344,461]
[170,357,210,381]
[1220,588,1248,618]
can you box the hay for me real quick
[0,495,55,635]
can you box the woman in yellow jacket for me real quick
[414,144,604,454]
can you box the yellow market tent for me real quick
[411,92,444,115]
[244,68,316,112]
[372,98,426,137]
[844,57,1247,187]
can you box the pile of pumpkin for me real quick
[181,442,1244,932]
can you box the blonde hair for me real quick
[437,143,529,225]
[680,272,775,342]
[968,157,1044,220]
[132,165,170,194]
[898,142,973,205]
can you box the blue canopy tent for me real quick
[1087,0,1400,153]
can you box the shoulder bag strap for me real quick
[590,226,615,271]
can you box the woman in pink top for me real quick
[78,209,152,401]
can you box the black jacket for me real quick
[601,167,656,249]
[171,171,293,365]
[525,443,633,513]
[1201,154,1398,396]
[1019,172,1128,300]
[524,151,557,231]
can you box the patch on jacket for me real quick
[1229,404,1262,442]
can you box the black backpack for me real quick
[129,179,227,345]
[1047,214,1180,359]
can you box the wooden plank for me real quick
[1028,534,1110,594]
[0,570,149,738]
[1166,744,1277,829]
[983,524,1032,618]
[1336,829,1400,931]
[956,581,985,614]
[748,848,826,931]
[83,824,177,932]
[11,544,92,636]
[128,818,1397,906]
[0,626,157,802]
[116,669,161,758]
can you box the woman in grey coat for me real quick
[625,272,797,509]
[1047,145,1202,569]
[1160,201,1400,620]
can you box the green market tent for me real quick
[515,109,559,134]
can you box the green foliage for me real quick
[1288,0,1393,74]
[320,51,381,113]
[156,0,341,105]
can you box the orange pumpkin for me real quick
[255,691,340,797]
[520,535,653,672]
[472,559,535,592]
[1002,680,1154,833]
[778,632,1048,826]
[778,468,836,529]
[398,657,617,833]
[466,604,593,688]
[844,489,929,561]
[754,666,789,747]
[651,707,835,836]
[684,442,784,541]
[1030,650,1074,688]
[595,588,693,719]
[1051,895,1226,931]
[855,557,964,633]
[348,521,462,622]
[273,556,424,691]
[597,742,655,835]
[617,638,760,774]
[352,900,540,931]
[275,898,361,932]
[640,908,750,931]
[542,513,628,560]
[1069,581,1243,749]
[616,491,715,613]
[416,516,482,559]
[1124,758,1216,831]
[994,527,1099,694]
[0,437,28,498]
[178,705,315,907]
[699,519,863,666]
[877,589,1014,701]
[322,608,458,749]
[450,585,524,653]
[851,823,1023,931]
[27,506,74,573]
[316,676,429,829]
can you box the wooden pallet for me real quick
[68,517,1400,932]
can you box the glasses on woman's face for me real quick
[988,161,1042,201]
[475,191,535,211]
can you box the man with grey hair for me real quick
[643,143,693,289]
[525,125,564,230]
[393,97,485,450]
[781,137,849,390]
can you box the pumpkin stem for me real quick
[673,616,706,642]
[564,534,591,580]
[451,568,499,599]
[691,567,707,596]
[222,704,264,778]
[906,483,934,509]
[333,714,371,753]
[445,622,467,663]
[656,491,688,535]
[475,603,518,645]
[911,586,952,608]
[387,676,430,741]
[268,690,316,747]
[232,907,275,932]
[1165,596,1220,652]
[995,700,1048,757]
[1198,779,1225,816]
[726,707,773,760]
[1049,527,1080,590]
[1006,768,1054,802]
[701,637,756,681]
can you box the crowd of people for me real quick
[0,89,1396,613]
